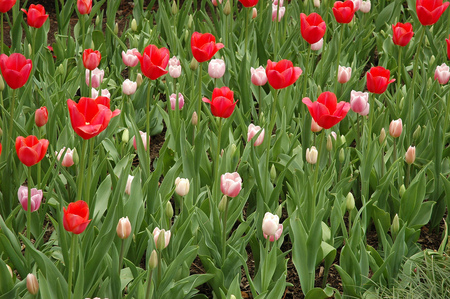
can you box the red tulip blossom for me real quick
[300,13,326,45]
[0,0,16,13]
[238,0,259,7]
[0,143,2,156]
[332,1,355,24]
[21,4,48,28]
[35,106,48,127]
[83,49,101,71]
[392,22,414,47]
[134,45,170,80]
[446,35,450,60]
[416,0,449,26]
[67,97,120,140]
[202,86,237,118]
[191,32,224,63]
[366,66,396,94]
[63,200,91,234]
[15,135,49,167]
[266,59,302,90]
[0,53,32,89]
[302,91,350,129]
[77,0,92,15]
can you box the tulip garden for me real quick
[1,0,450,298]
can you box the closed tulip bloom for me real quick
[18,186,43,212]
[15,136,49,167]
[366,66,395,94]
[208,59,226,79]
[434,63,450,84]
[273,0,284,6]
[133,131,150,151]
[351,0,361,10]
[122,79,137,95]
[405,146,416,165]
[350,90,370,115]
[389,119,403,138]
[116,217,132,239]
[55,147,75,167]
[262,212,279,237]
[212,0,222,5]
[121,49,139,67]
[85,68,104,88]
[169,93,184,110]
[416,0,449,26]
[247,124,265,146]
[134,45,170,80]
[153,227,171,249]
[191,32,224,63]
[332,1,355,24]
[252,7,257,18]
[306,146,318,164]
[264,223,283,242]
[266,59,302,89]
[300,13,326,45]
[0,0,16,13]
[83,49,101,70]
[91,88,110,99]
[392,22,414,47]
[338,66,352,83]
[63,200,91,234]
[314,0,320,7]
[21,4,48,28]
[125,175,134,195]
[271,4,285,22]
[175,177,190,196]
[238,0,258,7]
[250,66,268,86]
[311,38,324,50]
[221,172,242,198]
[77,0,92,14]
[303,92,350,129]
[35,107,48,127]
[360,0,371,12]
[168,56,181,78]
[446,35,450,60]
[26,274,39,295]
[202,86,237,118]
[0,53,32,89]
[311,118,323,132]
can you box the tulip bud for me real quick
[399,184,406,197]
[149,250,158,269]
[391,214,399,235]
[346,192,355,211]
[125,175,134,195]
[405,146,416,165]
[190,57,199,70]
[153,228,171,250]
[136,73,143,87]
[270,164,277,183]
[116,217,132,239]
[389,119,403,138]
[230,296,236,299]
[311,38,323,51]
[311,118,323,132]
[131,19,137,31]
[340,135,346,145]
[218,195,228,212]
[314,0,320,7]
[192,111,198,125]
[184,29,189,42]
[0,75,4,91]
[262,212,280,236]
[57,63,65,76]
[379,128,386,144]
[171,0,178,14]
[35,107,49,127]
[26,273,39,295]
[165,201,174,219]
[252,8,257,19]
[6,264,12,278]
[429,55,435,66]
[223,0,231,15]
[337,66,352,84]
[28,44,32,55]
[114,23,119,35]
[326,135,332,152]
[122,129,129,143]
[175,177,190,196]
[413,126,421,143]
[339,148,345,163]
[188,15,193,29]
[95,15,100,26]
[72,148,79,165]
[230,144,237,157]
[306,146,318,164]
[399,97,404,110]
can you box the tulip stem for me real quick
[157,251,162,287]
[311,131,324,226]
[261,237,271,291]
[68,233,77,299]
[356,114,361,151]
[76,139,88,202]
[405,163,411,188]
[215,118,223,200]
[89,70,92,98]
[145,269,153,299]
[0,13,3,55]
[7,88,17,157]
[221,194,229,264]
[334,25,344,94]
[409,28,425,144]
[274,1,280,59]
[85,139,95,208]
[196,63,203,134]
[26,166,32,267]
[82,15,86,50]
[119,239,124,275]
[244,7,249,55]
[393,138,397,165]
[265,89,278,196]
[396,46,402,109]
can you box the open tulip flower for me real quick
[0,53,32,89]
[302,91,351,129]
[134,44,170,80]
[15,135,49,167]
[191,32,224,63]
[366,66,395,94]
[0,0,16,13]
[416,0,449,26]
[77,0,92,15]
[300,13,326,45]
[202,86,237,118]
[238,0,259,7]
[83,49,101,70]
[18,186,43,212]
[122,49,139,67]
[220,172,242,198]
[266,59,302,89]
[21,4,48,28]
[392,22,414,47]
[63,200,91,234]
[434,63,450,84]
[332,0,355,24]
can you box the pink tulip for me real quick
[252,8,257,18]
[26,273,39,295]
[35,107,48,127]
[338,66,352,83]
[262,212,279,237]
[85,68,104,88]
[133,131,150,151]
[153,227,171,249]
[169,93,184,110]
[91,88,110,99]
[168,56,181,78]
[122,49,139,67]
[55,147,75,167]
[311,118,323,132]
[350,90,370,116]
[389,119,403,138]
[220,172,242,198]
[405,146,415,165]
[122,79,137,95]
[247,124,265,146]
[360,0,371,12]
[434,63,450,84]
[18,186,42,212]
[311,38,323,51]
[116,217,132,239]
[208,59,226,79]
[212,0,223,6]
[351,0,361,11]
[264,223,283,241]
[271,4,285,22]
[250,66,268,86]
[125,175,134,195]
[273,0,284,6]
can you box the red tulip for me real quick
[238,0,259,7]
[266,59,302,90]
[416,0,449,26]
[332,1,355,24]
[446,35,450,60]
[35,106,48,127]
[77,0,92,15]
[15,135,49,167]
[0,143,2,157]
[300,13,326,45]
[392,22,414,47]
[366,66,395,94]
[134,45,170,80]
[82,49,101,70]
[63,200,91,234]
[0,0,16,13]
[67,97,120,140]
[202,86,237,118]
[21,4,48,28]
[302,91,350,129]
[0,53,32,89]
[191,32,224,63]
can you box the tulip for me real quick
[208,59,226,79]
[35,107,48,127]
[15,136,49,167]
[416,0,449,26]
[0,53,32,89]
[134,45,170,80]
[0,0,15,13]
[83,49,101,70]
[346,192,355,210]
[306,146,318,164]
[389,119,403,138]
[266,59,302,89]
[252,7,257,18]
[131,19,137,31]
[379,128,386,144]
[350,90,370,116]
[247,124,265,146]
[116,217,132,239]
[212,0,223,6]
[303,91,350,129]
[153,227,171,249]
[77,0,92,14]
[311,118,323,132]
[122,79,137,95]
[136,73,143,87]
[133,131,150,151]
[21,4,48,28]
[262,212,280,237]
[366,66,395,94]
[332,1,355,24]
[202,86,237,118]
[26,273,39,295]
[191,32,224,63]
[434,63,450,84]
[149,250,158,269]
[405,146,416,165]
[0,143,2,157]
[300,13,326,45]
[392,22,414,47]
[91,88,110,99]
[55,147,75,167]
[337,66,352,83]
[168,56,181,78]
[351,0,361,10]
[63,200,91,234]
[85,68,104,88]
[271,4,285,22]
[250,66,268,86]
[166,201,174,219]
[311,38,324,51]
[6,264,12,278]
[125,175,134,195]
[169,93,184,110]
[223,0,231,15]
[273,0,283,5]
[360,0,371,12]
[192,111,198,125]
[18,186,42,212]
[264,223,283,242]
[122,49,139,67]
[220,172,242,198]
[175,177,190,196]
[447,35,450,60]
[238,0,258,7]
[314,0,320,7]
[391,214,399,235]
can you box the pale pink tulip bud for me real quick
[379,128,386,144]
[311,118,323,132]
[91,88,110,99]
[264,223,283,242]
[331,131,337,140]
[168,56,181,78]
[306,146,318,164]
[272,0,284,6]
[250,66,268,86]
[351,0,361,11]
[26,273,39,295]
[125,175,134,195]
[122,79,137,95]
[252,8,257,19]
[192,111,198,125]
[271,4,285,22]
[247,124,265,146]
[136,73,143,87]
[169,93,185,110]
[311,38,323,51]
[338,66,352,83]
[405,146,416,165]
[389,119,403,138]
[153,227,171,250]
[117,217,132,239]
[85,68,104,88]
[262,212,280,237]
[360,0,371,13]
[434,63,450,84]
[133,131,150,151]
[149,250,158,269]
[55,147,75,167]
[175,177,190,196]
[350,90,370,116]
[122,49,139,67]
[208,59,226,79]
[35,107,48,127]
[212,0,223,6]
[314,0,320,7]
[220,172,242,198]
[18,186,43,212]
